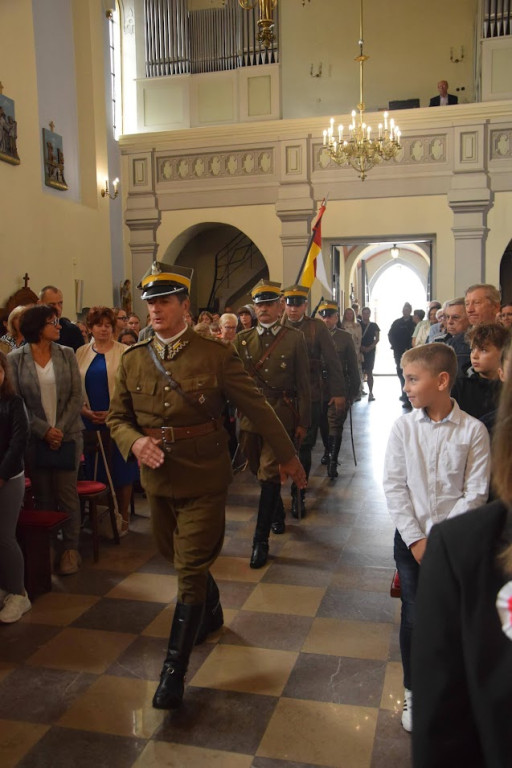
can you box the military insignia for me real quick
[151,262,162,275]
[198,394,206,404]
[241,340,247,345]
[152,337,189,360]
[168,339,189,360]
[280,362,287,369]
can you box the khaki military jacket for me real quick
[282,315,345,402]
[107,328,296,498]
[233,324,311,434]
[328,328,360,402]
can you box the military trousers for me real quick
[148,490,227,604]
[298,400,321,478]
[239,431,281,484]
[320,400,348,439]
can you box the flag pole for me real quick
[311,296,324,318]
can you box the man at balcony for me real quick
[429,80,458,106]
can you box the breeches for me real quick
[148,490,227,604]
[239,430,281,484]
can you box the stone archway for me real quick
[371,260,428,374]
[161,222,269,314]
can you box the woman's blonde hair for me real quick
[7,305,29,337]
[492,373,512,574]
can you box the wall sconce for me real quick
[391,244,400,259]
[310,63,322,78]
[450,46,464,64]
[101,177,119,200]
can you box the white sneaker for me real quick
[401,688,413,732]
[0,592,32,624]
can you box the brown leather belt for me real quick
[143,421,218,443]
[259,388,296,400]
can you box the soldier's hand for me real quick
[131,436,165,469]
[329,396,346,414]
[279,455,307,488]
[294,425,307,446]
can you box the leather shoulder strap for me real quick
[147,343,218,422]
[254,327,289,371]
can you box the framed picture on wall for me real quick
[42,125,68,190]
[0,92,20,165]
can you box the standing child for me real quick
[383,343,491,733]
[0,351,30,623]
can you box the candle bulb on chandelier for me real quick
[367,126,371,140]
[323,129,327,146]
[338,124,343,141]
[378,123,383,139]
[384,111,388,130]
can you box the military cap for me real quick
[138,261,193,300]
[250,280,282,304]
[282,284,309,305]
[318,300,339,317]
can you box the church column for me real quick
[447,125,493,295]
[124,151,161,318]
[275,138,316,285]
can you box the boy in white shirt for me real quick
[383,343,490,733]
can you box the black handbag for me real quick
[35,439,76,471]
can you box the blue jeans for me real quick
[394,529,420,690]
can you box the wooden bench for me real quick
[16,509,70,600]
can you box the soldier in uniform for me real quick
[281,285,346,514]
[233,281,311,565]
[107,263,306,710]
[317,301,360,478]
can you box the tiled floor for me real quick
[0,376,413,768]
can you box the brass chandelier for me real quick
[323,0,401,181]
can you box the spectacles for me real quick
[118,315,128,321]
[46,318,60,326]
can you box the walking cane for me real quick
[348,402,358,466]
[294,434,305,521]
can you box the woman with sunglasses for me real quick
[8,305,83,575]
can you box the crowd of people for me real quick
[1,270,512,764]
[384,282,512,765]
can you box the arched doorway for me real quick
[371,261,428,374]
[161,223,268,314]
[499,238,512,304]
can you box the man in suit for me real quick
[107,262,306,711]
[281,284,346,516]
[38,285,84,351]
[429,80,458,106]
[233,280,311,561]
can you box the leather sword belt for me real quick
[259,387,296,400]
[143,421,219,443]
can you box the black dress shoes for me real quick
[250,541,269,568]
[271,520,285,534]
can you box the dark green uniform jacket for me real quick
[107,328,297,498]
[282,316,345,402]
[233,324,311,434]
[328,328,360,402]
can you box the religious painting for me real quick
[0,92,20,165]
[42,126,68,190]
